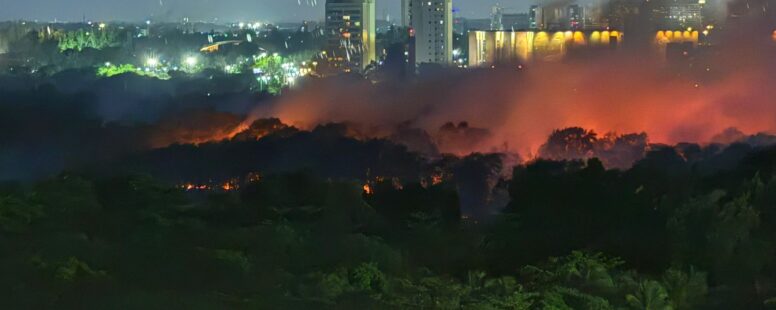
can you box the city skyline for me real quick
[0,0,547,23]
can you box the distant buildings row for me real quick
[468,30,624,65]
[323,0,776,72]
[324,0,377,72]
[487,0,704,32]
[467,29,706,67]
[324,0,454,72]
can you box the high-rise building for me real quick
[727,0,776,26]
[491,6,505,30]
[605,0,644,30]
[401,0,411,27]
[502,13,531,30]
[324,0,376,72]
[661,0,703,29]
[568,5,585,29]
[529,5,544,29]
[408,0,454,65]
[543,4,570,29]
[583,1,607,30]
[641,0,704,30]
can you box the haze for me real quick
[0,0,529,22]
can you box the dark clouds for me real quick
[0,0,531,22]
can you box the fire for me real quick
[363,183,373,195]
[180,182,239,192]
[161,26,776,163]
[431,174,444,186]
[224,122,251,139]
[178,174,259,192]
[186,122,250,145]
[246,172,262,183]
[180,183,210,191]
[221,182,236,191]
[421,173,446,188]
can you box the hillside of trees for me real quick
[3,139,776,308]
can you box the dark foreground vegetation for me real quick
[3,141,776,309]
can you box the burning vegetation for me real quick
[3,1,776,308]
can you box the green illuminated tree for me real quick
[96,64,140,77]
[57,28,121,52]
[253,54,286,95]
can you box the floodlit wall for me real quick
[654,30,700,47]
[652,30,700,57]
[468,30,624,66]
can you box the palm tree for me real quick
[626,280,673,310]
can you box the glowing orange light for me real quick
[590,31,601,45]
[573,31,586,45]
[181,183,210,191]
[363,184,373,195]
[431,174,443,186]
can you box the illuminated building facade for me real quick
[401,0,411,27]
[530,3,594,31]
[325,0,376,72]
[529,5,544,29]
[654,30,700,47]
[661,1,703,29]
[491,6,530,31]
[468,30,624,66]
[583,1,607,30]
[408,0,454,65]
[568,5,585,29]
[605,0,643,30]
[654,30,700,58]
[543,5,570,30]
[491,6,504,30]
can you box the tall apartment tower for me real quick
[401,0,411,27]
[324,0,376,72]
[529,5,544,29]
[408,0,454,65]
[567,5,585,29]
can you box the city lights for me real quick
[184,56,198,67]
[3,1,776,308]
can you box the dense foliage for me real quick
[56,28,123,52]
[253,53,289,95]
[3,141,776,308]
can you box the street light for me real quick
[185,56,198,67]
[146,58,159,67]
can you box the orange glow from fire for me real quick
[431,174,444,186]
[222,182,236,191]
[181,183,209,191]
[164,28,776,162]
[179,175,255,192]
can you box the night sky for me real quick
[0,0,532,22]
